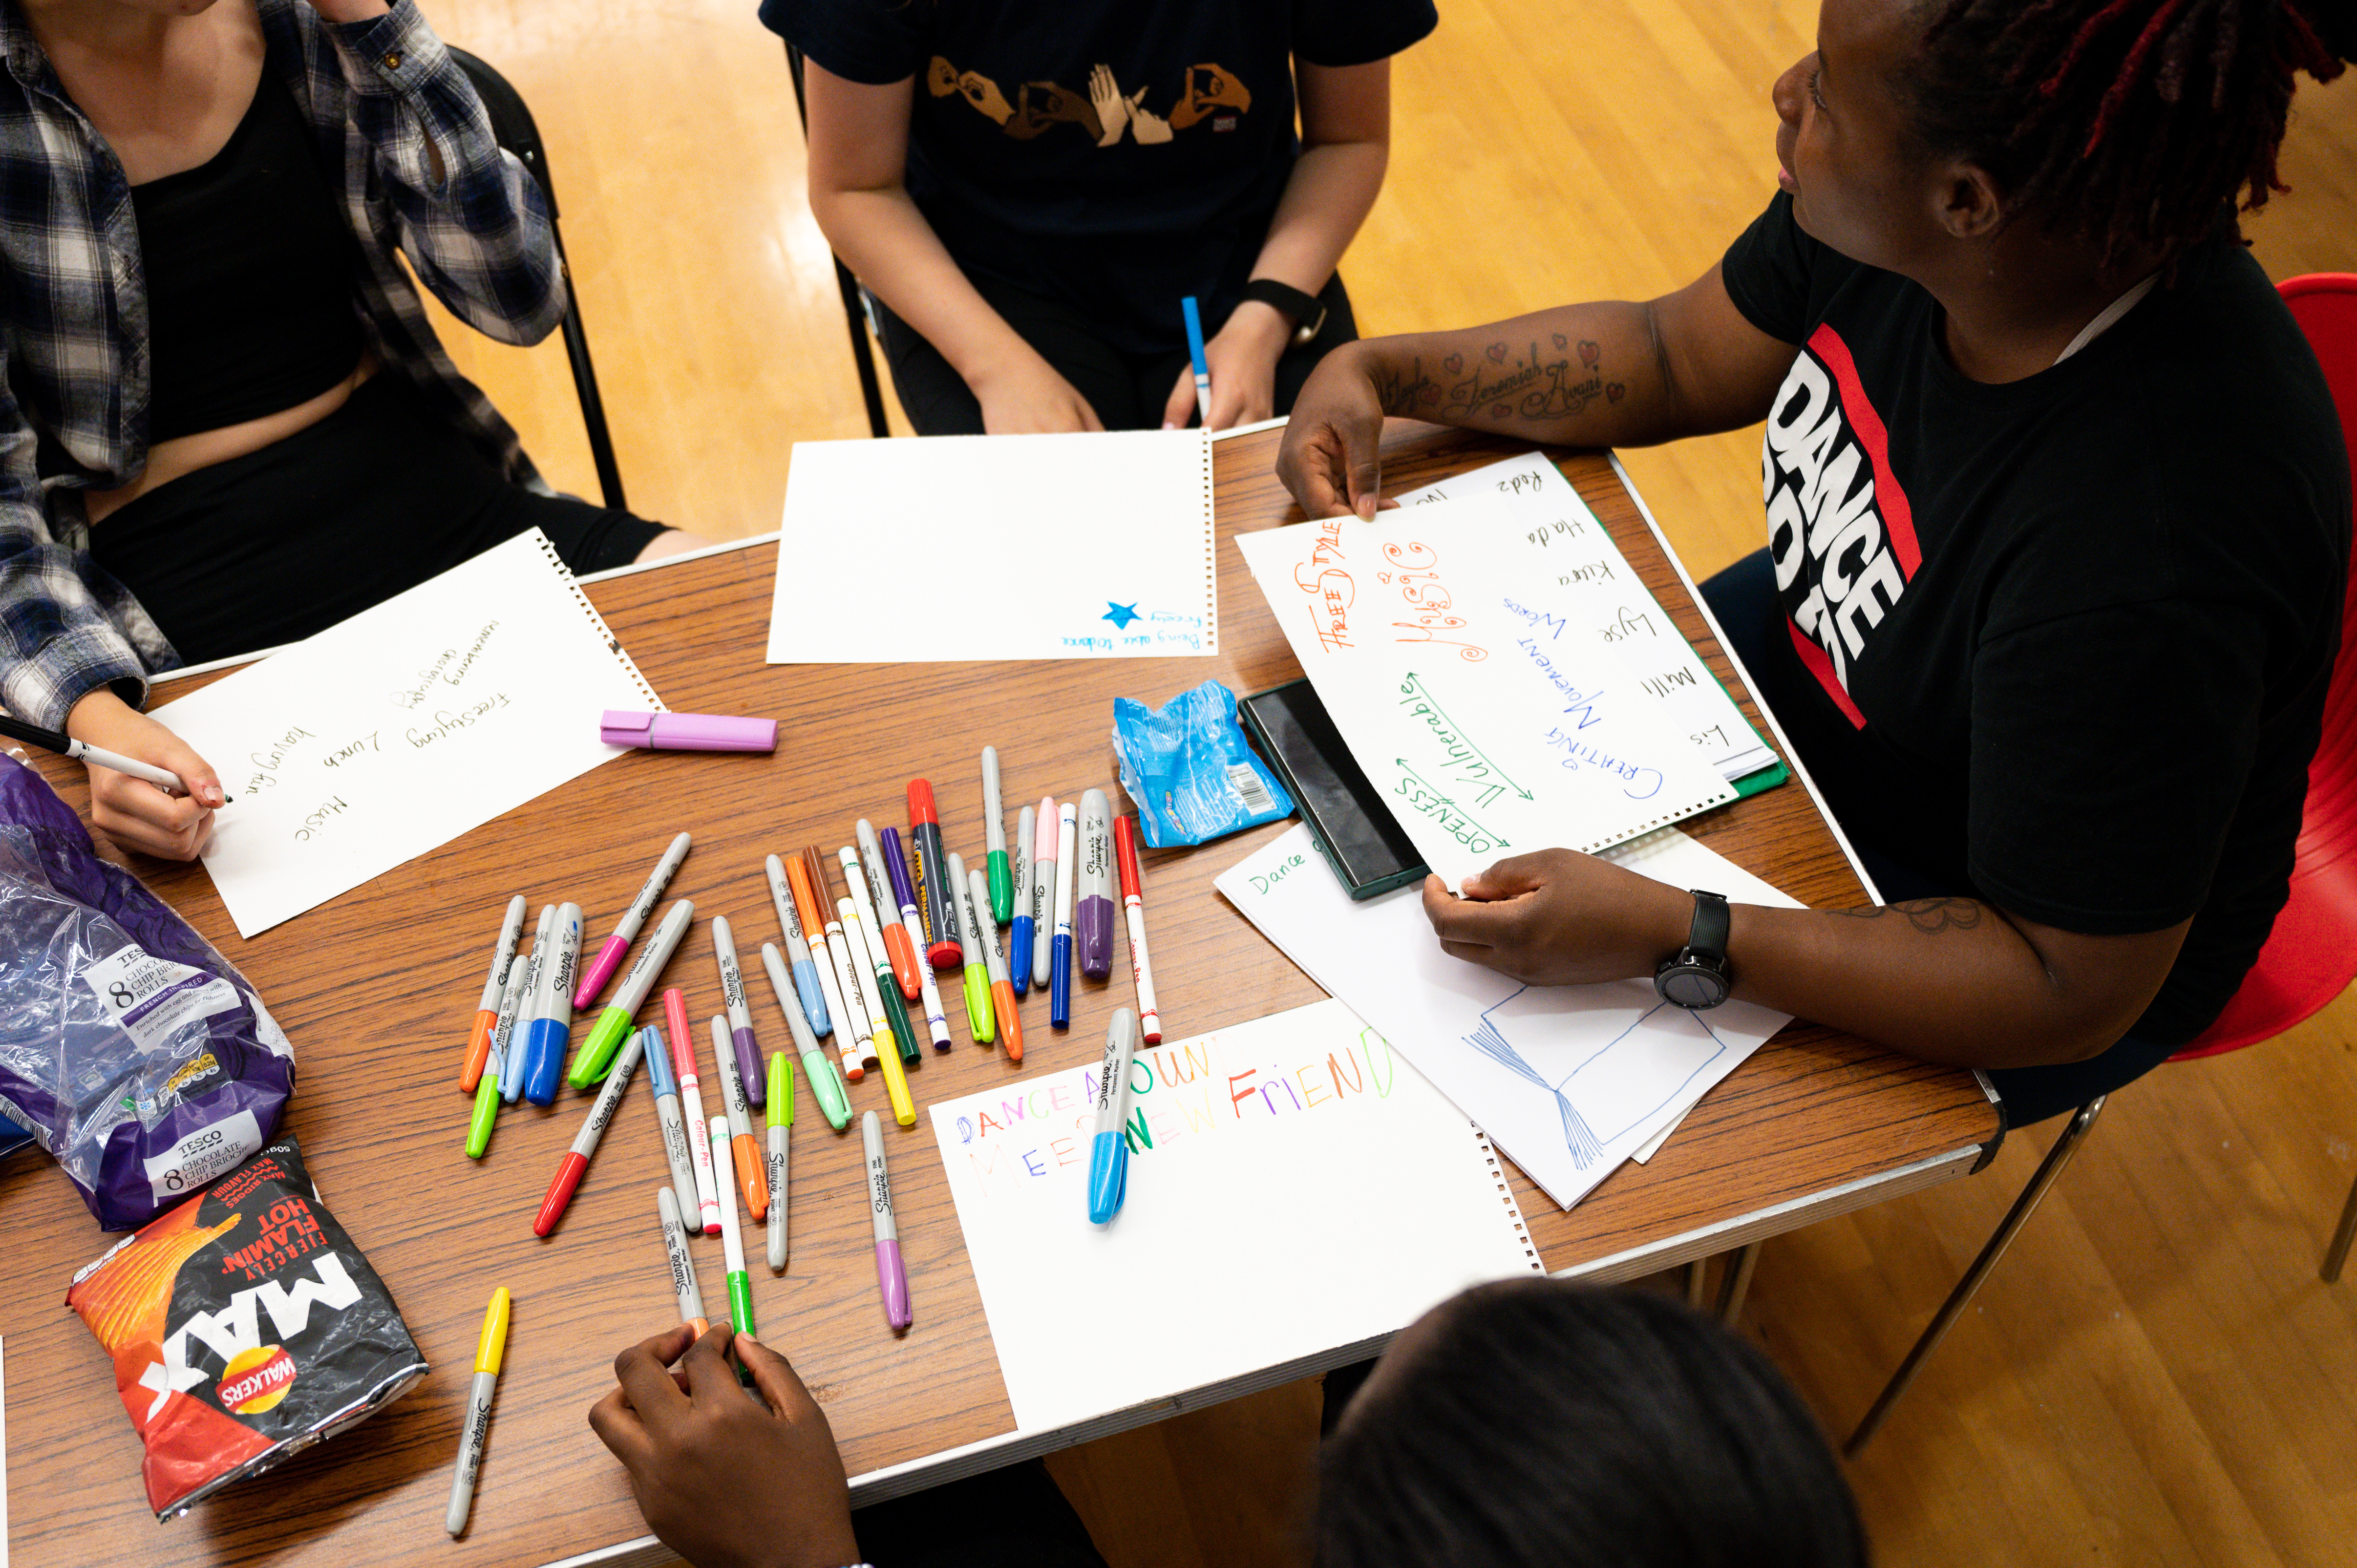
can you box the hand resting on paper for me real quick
[970,349,1107,435]
[589,1323,860,1568]
[1159,300,1289,432]
[64,688,225,861]
[1423,849,1692,987]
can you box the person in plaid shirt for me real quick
[1,0,697,859]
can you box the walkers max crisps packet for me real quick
[65,1136,428,1520]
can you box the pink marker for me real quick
[576,832,692,1011]
[1028,798,1057,992]
[667,986,722,1236]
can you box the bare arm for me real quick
[1423,851,2187,1070]
[1276,263,1799,516]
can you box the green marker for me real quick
[766,1053,792,1271]
[953,853,997,1045]
[466,949,530,1159]
[760,942,853,1131]
[569,899,694,1088]
[710,1116,757,1346]
[982,746,1014,925]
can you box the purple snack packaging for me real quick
[0,755,295,1229]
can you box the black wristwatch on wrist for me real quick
[1654,890,1733,1010]
[1239,278,1328,345]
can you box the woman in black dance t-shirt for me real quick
[1277,0,2353,1123]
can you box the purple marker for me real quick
[1076,788,1116,981]
[882,826,956,1052]
[862,1112,912,1332]
[711,916,764,1109]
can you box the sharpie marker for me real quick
[532,1030,641,1237]
[444,1286,510,1536]
[803,852,869,1081]
[467,950,527,1157]
[1051,801,1078,1029]
[709,1016,768,1222]
[863,1111,912,1332]
[855,820,921,1001]
[981,746,1013,925]
[657,1187,709,1338]
[906,779,962,970]
[1029,798,1057,991]
[949,851,995,1045]
[711,916,764,1110]
[762,942,851,1130]
[765,854,833,1038]
[841,845,921,1065]
[783,854,850,1049]
[667,988,722,1235]
[575,831,692,1011]
[460,895,526,1092]
[1088,1008,1141,1224]
[1115,815,1163,1043]
[503,906,554,1106]
[711,1116,756,1340]
[521,902,582,1106]
[766,1052,791,1271]
[571,898,693,1087]
[639,1023,701,1223]
[880,826,955,1051]
[1009,803,1036,997]
[837,893,908,1117]
[1077,788,1115,981]
[970,865,1023,1063]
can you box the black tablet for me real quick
[1239,678,1428,900]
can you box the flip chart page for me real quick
[766,430,1217,663]
[1402,455,1780,783]
[150,531,661,937]
[1234,498,1735,886]
[1217,825,1799,1210]
[929,1001,1543,1433]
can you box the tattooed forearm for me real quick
[1425,336,1624,426]
[1373,357,1436,417]
[1831,898,1988,934]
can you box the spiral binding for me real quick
[1476,1129,1548,1274]
[1197,430,1219,653]
[529,529,664,712]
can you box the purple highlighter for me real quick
[600,710,777,753]
[1076,788,1117,980]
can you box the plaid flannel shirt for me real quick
[0,0,565,731]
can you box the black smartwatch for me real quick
[1239,277,1328,345]
[1654,890,1733,1010]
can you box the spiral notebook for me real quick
[764,430,1218,663]
[149,530,662,937]
[929,1000,1543,1434]
[1234,495,1736,888]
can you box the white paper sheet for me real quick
[765,431,1217,662]
[1235,499,1735,886]
[1216,825,1800,1209]
[150,531,660,937]
[1401,454,1780,782]
[929,1001,1543,1433]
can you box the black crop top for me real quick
[130,75,363,444]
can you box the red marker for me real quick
[906,780,964,971]
[1115,815,1162,1044]
[532,1031,644,1237]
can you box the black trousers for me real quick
[873,272,1359,436]
[1700,548,2180,1127]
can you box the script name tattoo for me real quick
[1831,898,1987,935]
[1376,336,1626,425]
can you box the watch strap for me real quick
[1685,889,1730,961]
[1239,277,1327,340]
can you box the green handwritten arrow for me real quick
[1395,760,1511,849]
[1398,673,1536,800]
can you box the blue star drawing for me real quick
[1462,988,1727,1169]
[1103,601,1142,630]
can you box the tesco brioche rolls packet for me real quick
[65,1137,427,1520]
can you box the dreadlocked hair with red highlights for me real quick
[1900,0,2356,263]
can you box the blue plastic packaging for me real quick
[1112,679,1295,848]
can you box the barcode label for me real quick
[1226,763,1275,815]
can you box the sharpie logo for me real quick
[869,1161,892,1213]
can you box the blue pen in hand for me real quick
[1181,296,1211,426]
[1088,1009,1140,1223]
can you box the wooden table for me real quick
[0,423,1998,1568]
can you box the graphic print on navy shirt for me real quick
[1761,324,1924,728]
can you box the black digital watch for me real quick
[1654,889,1733,1010]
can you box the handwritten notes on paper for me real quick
[149,531,660,937]
[765,431,1218,663]
[1401,454,1779,782]
[929,1001,1543,1433]
[1218,825,1800,1210]
[1234,497,1735,886]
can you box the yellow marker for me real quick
[446,1287,510,1535]
[839,895,917,1127]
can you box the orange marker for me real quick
[970,865,1024,1063]
[786,853,863,1081]
[460,895,527,1092]
[710,1016,769,1221]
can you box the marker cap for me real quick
[474,1288,513,1375]
[533,1152,589,1237]
[907,779,940,825]
[600,711,778,753]
[1087,1129,1129,1225]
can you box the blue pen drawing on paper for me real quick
[1103,601,1142,630]
[1461,988,1727,1168]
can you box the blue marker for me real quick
[521,902,582,1106]
[1181,296,1211,425]
[1050,799,1078,1029]
[1088,1009,1140,1224]
[1008,803,1036,997]
[501,904,554,1106]
[766,855,833,1038]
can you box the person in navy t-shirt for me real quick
[762,0,1436,435]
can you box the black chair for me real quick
[783,42,895,440]
[448,48,630,511]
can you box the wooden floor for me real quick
[411,2,2357,1564]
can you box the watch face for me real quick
[1659,964,1727,1010]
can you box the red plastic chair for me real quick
[1849,275,2357,1450]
